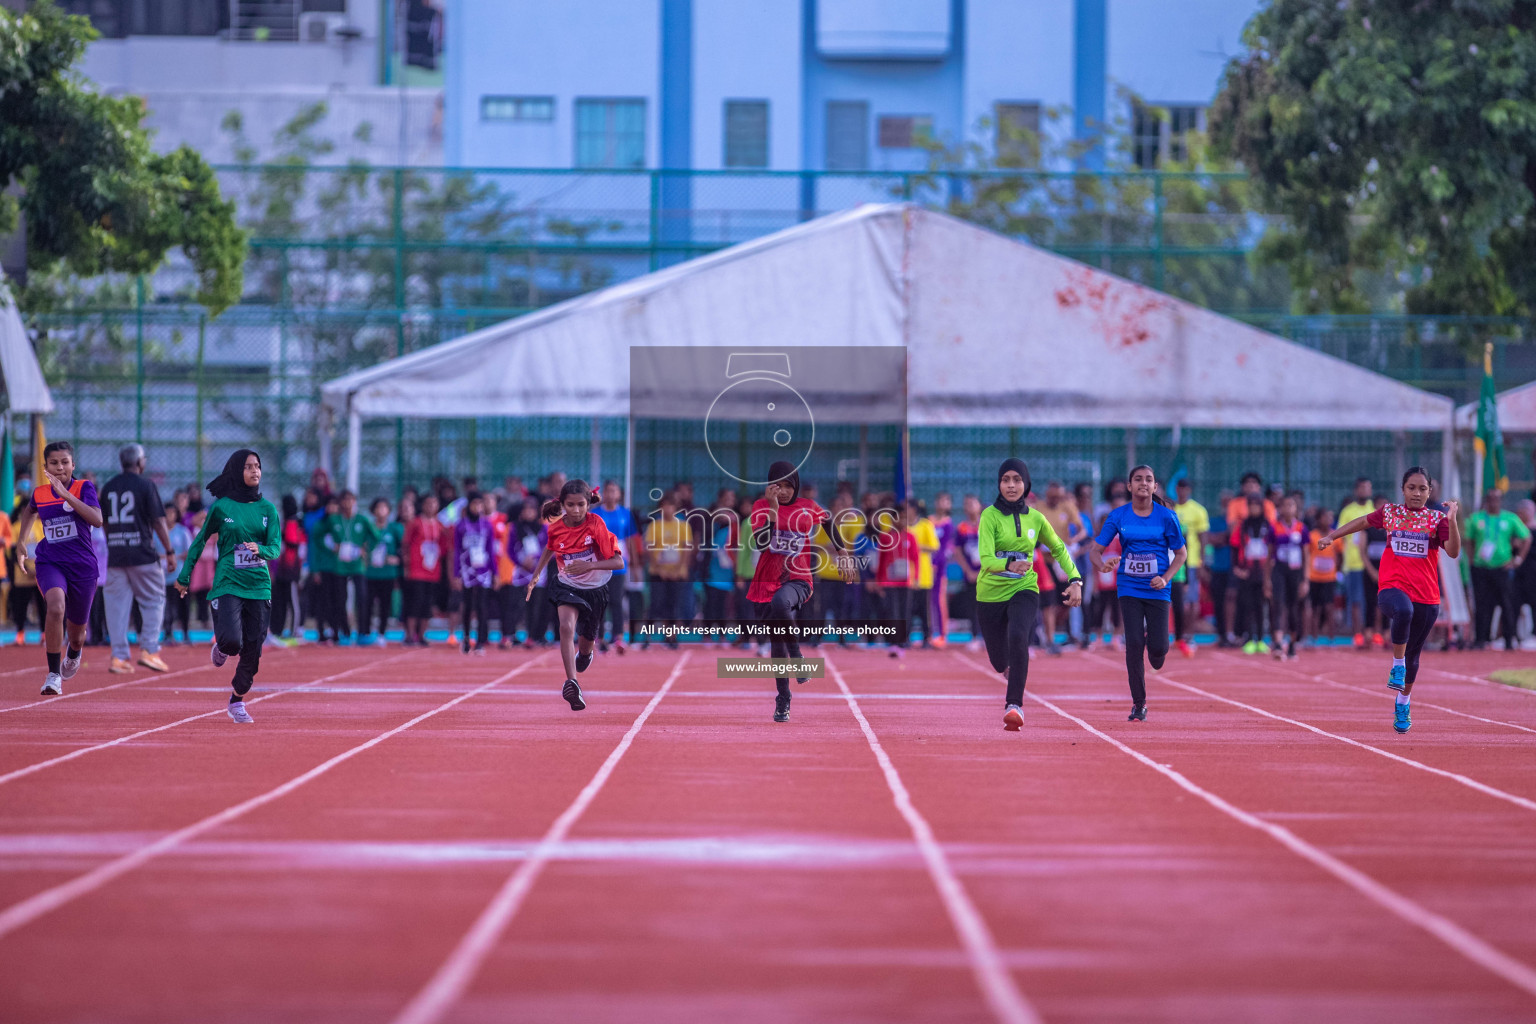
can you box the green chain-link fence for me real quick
[12,166,1536,507]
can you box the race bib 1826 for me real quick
[1390,533,1430,558]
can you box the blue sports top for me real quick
[1094,502,1186,602]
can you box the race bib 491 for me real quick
[1122,555,1158,577]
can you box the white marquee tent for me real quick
[321,203,1456,496]
[1455,380,1536,434]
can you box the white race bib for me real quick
[1390,533,1429,559]
[233,545,264,569]
[994,550,1027,579]
[43,519,78,544]
[1244,537,1268,560]
[370,543,388,568]
[1282,546,1303,570]
[1122,555,1158,577]
[338,541,361,563]
[766,530,806,556]
[1313,555,1335,574]
[467,539,489,569]
[658,548,681,565]
[887,558,909,582]
[1479,541,1497,563]
[420,541,440,571]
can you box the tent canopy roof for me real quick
[1456,379,1536,433]
[322,203,1452,431]
[0,269,54,415]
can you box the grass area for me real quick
[1490,669,1536,690]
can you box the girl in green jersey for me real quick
[175,449,281,724]
[977,459,1082,732]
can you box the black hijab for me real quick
[207,448,262,503]
[993,458,1030,517]
[767,460,801,502]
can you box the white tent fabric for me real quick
[321,203,1456,491]
[1455,379,1536,433]
[0,268,54,414]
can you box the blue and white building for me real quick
[447,0,1264,174]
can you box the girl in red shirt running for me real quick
[526,480,624,712]
[749,460,856,723]
[1317,467,1460,733]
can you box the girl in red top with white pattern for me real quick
[1317,467,1460,734]
[526,479,623,713]
[749,460,856,723]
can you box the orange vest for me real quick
[32,480,87,510]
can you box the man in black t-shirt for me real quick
[102,444,176,674]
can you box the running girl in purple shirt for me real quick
[13,441,104,695]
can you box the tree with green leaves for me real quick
[0,0,245,318]
[1211,0,1536,316]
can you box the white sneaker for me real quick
[40,673,62,696]
[60,650,82,680]
[227,701,253,724]
[210,641,228,667]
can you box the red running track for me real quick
[1,639,1534,1022]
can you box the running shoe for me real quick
[614,639,627,655]
[562,678,586,711]
[1388,664,1406,691]
[1272,643,1284,660]
[227,701,254,724]
[1393,701,1411,733]
[774,694,791,722]
[1371,632,1386,648]
[1003,705,1024,731]
[888,646,905,659]
[575,650,593,673]
[1128,704,1148,722]
[1242,640,1259,655]
[137,652,169,673]
[40,673,62,696]
[1256,640,1272,655]
[1176,639,1195,659]
[11,633,25,646]
[1352,632,1366,649]
[210,641,228,668]
[61,650,82,680]
[470,647,487,657]
[931,636,948,650]
[1286,640,1297,660]
[109,657,135,675]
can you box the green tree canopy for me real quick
[0,0,244,313]
[1212,0,1536,315]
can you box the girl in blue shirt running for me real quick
[1089,465,1187,721]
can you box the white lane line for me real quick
[1428,666,1536,697]
[390,652,690,1024]
[825,654,1042,1024]
[1208,652,1536,736]
[0,662,224,715]
[0,650,421,787]
[0,654,549,939]
[953,653,1536,1000]
[1085,654,1536,815]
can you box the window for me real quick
[994,102,1041,166]
[481,96,555,122]
[825,100,869,170]
[723,100,769,168]
[1131,101,1204,169]
[575,99,646,169]
[877,115,932,149]
[128,0,224,36]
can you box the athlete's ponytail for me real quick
[542,478,600,520]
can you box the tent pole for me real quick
[346,406,362,495]
[590,417,602,486]
[1125,427,1137,474]
[318,408,334,481]
[624,413,636,508]
[857,424,869,496]
[1445,419,1462,503]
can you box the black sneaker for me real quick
[1128,704,1147,722]
[773,694,791,722]
[562,679,586,711]
[575,650,593,673]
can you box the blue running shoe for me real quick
[1393,701,1411,733]
[1388,664,1406,691]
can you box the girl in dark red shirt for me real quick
[1317,467,1460,733]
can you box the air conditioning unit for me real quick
[299,12,348,42]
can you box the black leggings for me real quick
[751,579,810,698]
[461,585,491,650]
[1237,573,1268,641]
[1271,565,1305,639]
[269,578,296,638]
[163,583,191,641]
[1378,587,1438,686]
[1471,566,1516,645]
[977,589,1039,707]
[366,578,394,635]
[497,584,526,641]
[1119,595,1170,706]
[1170,580,1187,641]
[213,594,271,698]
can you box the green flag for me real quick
[1474,342,1508,493]
[0,421,12,516]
